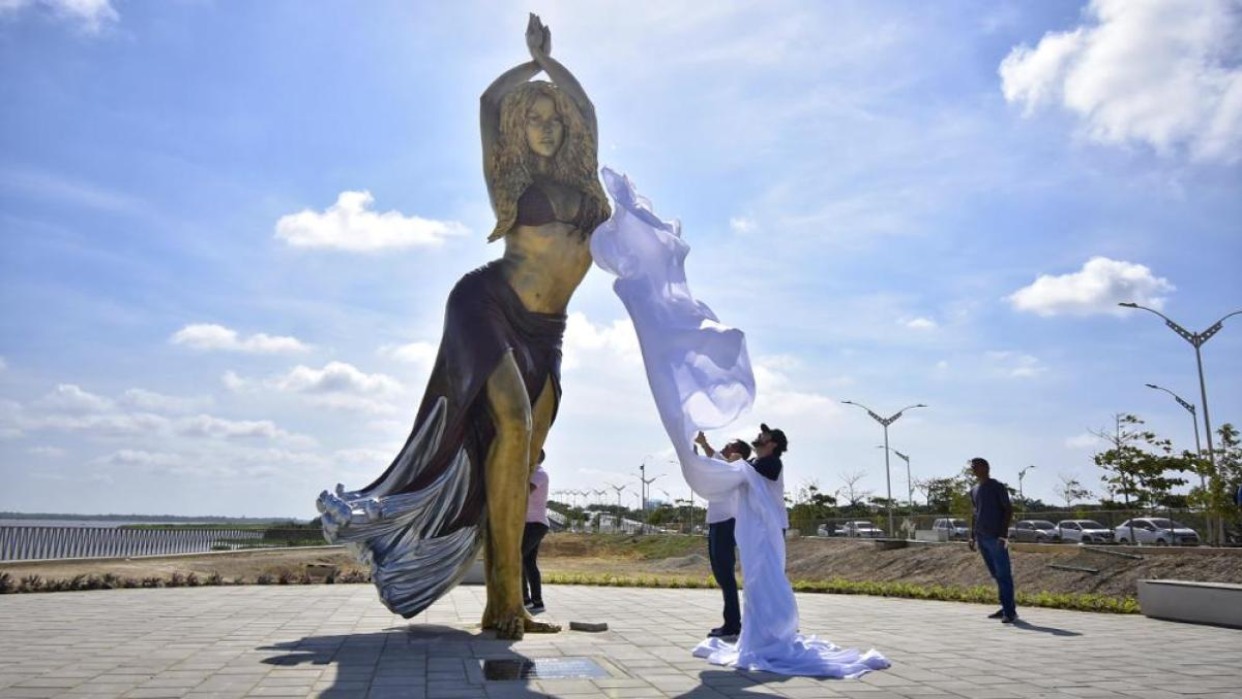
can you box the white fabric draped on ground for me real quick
[590,167,890,678]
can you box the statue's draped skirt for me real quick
[318,260,564,618]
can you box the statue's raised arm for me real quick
[480,14,607,242]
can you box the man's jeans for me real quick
[977,536,1016,616]
[708,518,740,632]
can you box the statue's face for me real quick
[524,96,564,158]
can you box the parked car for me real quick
[1056,519,1115,544]
[932,518,969,541]
[840,521,885,538]
[816,524,833,537]
[1114,518,1200,546]
[1008,520,1061,543]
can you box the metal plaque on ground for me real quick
[480,657,610,681]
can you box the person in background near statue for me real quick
[967,457,1017,623]
[523,451,550,614]
[696,438,752,639]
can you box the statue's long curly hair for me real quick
[487,81,610,242]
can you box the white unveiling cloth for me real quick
[590,167,890,678]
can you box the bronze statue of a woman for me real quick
[318,15,609,640]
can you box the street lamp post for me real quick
[1120,303,1241,543]
[844,401,928,536]
[608,483,627,510]
[1145,383,1205,488]
[1017,465,1036,505]
[877,445,915,536]
[638,460,665,512]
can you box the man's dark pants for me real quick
[977,535,1016,617]
[521,522,550,605]
[708,518,740,632]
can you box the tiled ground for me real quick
[1,584,1238,698]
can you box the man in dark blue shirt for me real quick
[967,457,1016,623]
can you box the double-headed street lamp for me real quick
[1119,303,1241,532]
[1145,383,1205,491]
[844,400,927,535]
[638,460,665,512]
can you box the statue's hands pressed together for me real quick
[526,13,551,60]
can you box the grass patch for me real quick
[544,533,703,560]
[542,570,1139,614]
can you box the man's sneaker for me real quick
[987,609,1005,619]
[707,626,740,638]
[527,602,545,613]
[1001,613,1018,624]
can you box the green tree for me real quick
[1202,423,1242,541]
[920,475,969,514]
[1056,473,1093,509]
[1092,414,1189,511]
[788,480,837,532]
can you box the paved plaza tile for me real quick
[1,584,1239,699]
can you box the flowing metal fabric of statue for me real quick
[317,14,608,640]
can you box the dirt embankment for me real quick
[4,535,1241,599]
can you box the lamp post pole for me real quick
[1017,465,1036,507]
[877,445,915,536]
[844,401,927,536]
[1145,383,1205,488]
[1120,303,1241,544]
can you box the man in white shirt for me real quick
[697,436,752,638]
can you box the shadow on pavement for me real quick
[1011,619,1082,636]
[259,624,530,698]
[673,669,794,698]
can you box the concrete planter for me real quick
[1136,579,1242,628]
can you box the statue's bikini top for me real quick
[516,183,582,228]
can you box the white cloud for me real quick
[729,216,756,233]
[0,356,7,371]
[274,191,468,252]
[222,371,248,392]
[119,388,208,414]
[96,449,183,468]
[170,323,309,354]
[1007,257,1174,317]
[260,361,405,414]
[222,362,407,414]
[985,351,1046,379]
[36,411,170,436]
[27,445,65,458]
[1066,432,1104,449]
[174,414,298,442]
[273,361,401,396]
[0,0,118,34]
[379,341,437,366]
[903,317,937,330]
[561,313,641,371]
[34,384,113,414]
[999,0,1242,163]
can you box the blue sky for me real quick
[2,0,1240,519]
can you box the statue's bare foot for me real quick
[493,611,525,640]
[524,617,561,633]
